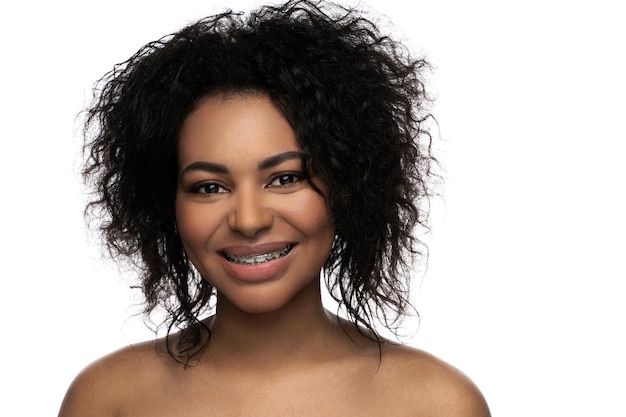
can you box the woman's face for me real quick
[176,93,335,314]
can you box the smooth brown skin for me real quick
[58,308,490,417]
[60,95,490,416]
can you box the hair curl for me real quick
[83,0,436,363]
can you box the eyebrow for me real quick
[180,161,228,176]
[257,151,304,170]
[180,151,305,176]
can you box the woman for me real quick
[59,1,490,415]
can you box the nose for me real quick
[227,187,274,237]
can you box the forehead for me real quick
[177,93,300,166]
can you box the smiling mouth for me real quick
[222,244,294,265]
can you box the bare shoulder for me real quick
[379,344,491,417]
[58,340,170,417]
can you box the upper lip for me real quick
[219,242,294,256]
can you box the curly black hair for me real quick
[83,0,435,363]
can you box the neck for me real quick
[203,281,346,366]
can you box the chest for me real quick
[122,364,406,417]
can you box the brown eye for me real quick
[192,183,228,194]
[268,173,303,187]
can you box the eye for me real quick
[192,182,228,195]
[267,173,303,188]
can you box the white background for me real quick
[1,0,624,415]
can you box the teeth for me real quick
[224,245,292,265]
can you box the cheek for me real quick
[175,200,215,247]
[286,194,335,240]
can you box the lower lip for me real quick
[218,246,295,283]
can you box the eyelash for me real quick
[267,173,304,188]
[189,172,304,195]
[191,182,228,195]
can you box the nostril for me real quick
[227,197,274,236]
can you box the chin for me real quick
[214,277,320,316]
